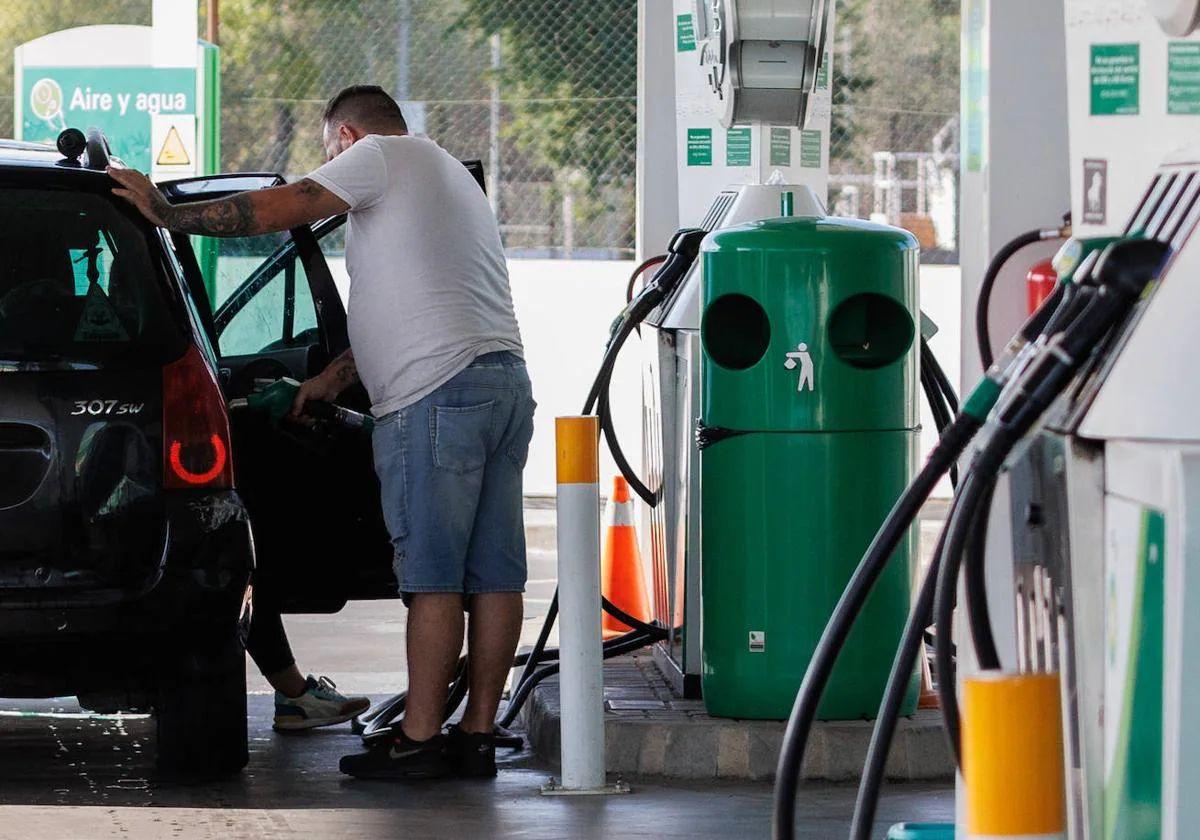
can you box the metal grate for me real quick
[700,191,739,232]
[1125,168,1200,250]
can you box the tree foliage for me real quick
[455,0,637,185]
[833,0,960,170]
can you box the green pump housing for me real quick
[699,215,921,720]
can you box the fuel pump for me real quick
[774,4,1200,838]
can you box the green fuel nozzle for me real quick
[228,377,374,434]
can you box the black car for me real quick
[0,131,400,775]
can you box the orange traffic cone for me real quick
[601,476,653,640]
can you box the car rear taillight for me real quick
[162,345,234,490]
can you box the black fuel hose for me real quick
[976,225,1068,369]
[848,521,950,839]
[936,238,1169,759]
[772,410,981,840]
[962,479,999,669]
[839,271,1099,833]
[778,268,1085,836]
[842,344,960,838]
[927,342,960,416]
[627,254,668,304]
[487,241,704,731]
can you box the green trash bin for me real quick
[699,216,921,720]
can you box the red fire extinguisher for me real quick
[1026,259,1058,315]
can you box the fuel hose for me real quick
[935,237,1168,761]
[775,260,1090,839]
[976,221,1070,369]
[771,405,984,840]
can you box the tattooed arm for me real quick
[108,168,349,236]
[288,349,360,420]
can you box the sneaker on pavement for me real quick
[273,675,370,732]
[339,730,453,780]
[445,724,497,778]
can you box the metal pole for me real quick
[489,32,502,216]
[396,0,412,101]
[542,417,629,796]
[562,187,575,259]
[206,0,219,45]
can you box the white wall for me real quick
[509,260,643,496]
[511,259,963,499]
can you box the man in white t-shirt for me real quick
[109,86,534,780]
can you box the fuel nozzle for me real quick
[228,377,374,434]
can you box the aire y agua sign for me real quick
[14,15,218,180]
[22,67,195,171]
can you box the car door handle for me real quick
[218,367,232,385]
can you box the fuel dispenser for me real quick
[770,4,1200,838]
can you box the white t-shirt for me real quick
[307,134,523,416]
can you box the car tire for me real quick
[155,633,248,778]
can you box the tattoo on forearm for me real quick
[153,191,260,237]
[296,178,323,198]
[331,349,358,387]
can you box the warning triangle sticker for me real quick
[74,281,130,343]
[156,125,190,166]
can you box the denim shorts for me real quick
[371,351,535,601]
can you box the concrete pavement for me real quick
[0,696,952,839]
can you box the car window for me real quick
[0,188,181,365]
[208,233,318,357]
[313,221,350,306]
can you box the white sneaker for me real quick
[273,675,371,731]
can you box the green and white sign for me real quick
[800,130,822,169]
[1091,43,1141,116]
[15,20,222,300]
[726,128,752,167]
[1168,42,1200,116]
[687,128,713,166]
[677,14,697,53]
[769,128,791,167]
[15,21,220,181]
[1104,505,1164,839]
[816,52,830,90]
[21,67,195,171]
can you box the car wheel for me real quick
[155,633,248,778]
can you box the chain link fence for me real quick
[829,0,961,262]
[0,0,958,261]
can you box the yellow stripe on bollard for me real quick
[549,414,611,793]
[963,672,1066,838]
[556,416,600,485]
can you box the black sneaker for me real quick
[339,730,452,780]
[445,724,497,778]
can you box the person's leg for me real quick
[245,601,304,696]
[341,374,489,779]
[460,592,524,733]
[401,592,466,741]
[458,356,535,735]
[246,596,369,730]
[263,665,306,698]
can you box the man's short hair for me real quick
[322,85,408,132]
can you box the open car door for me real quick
[159,174,395,611]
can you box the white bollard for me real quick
[541,416,629,796]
